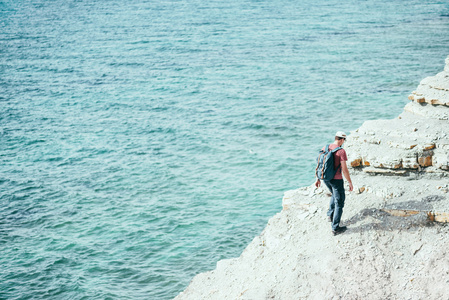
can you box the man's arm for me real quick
[341,161,353,192]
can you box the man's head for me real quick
[335,131,347,146]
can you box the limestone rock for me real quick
[408,55,449,106]
[350,158,362,167]
[346,56,449,176]
[363,168,407,176]
[403,102,449,120]
[418,155,432,167]
[175,173,449,300]
[433,152,449,170]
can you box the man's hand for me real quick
[348,182,353,192]
[315,179,321,188]
[341,161,354,192]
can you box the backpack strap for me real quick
[331,146,342,153]
[331,146,343,173]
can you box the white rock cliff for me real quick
[175,57,449,300]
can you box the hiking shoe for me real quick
[332,226,347,236]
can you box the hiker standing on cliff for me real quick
[315,131,353,236]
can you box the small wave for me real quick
[129,40,150,44]
[108,62,145,67]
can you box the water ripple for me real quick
[1,0,449,299]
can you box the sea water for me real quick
[1,0,449,299]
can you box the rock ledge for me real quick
[346,56,449,176]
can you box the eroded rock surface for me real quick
[175,175,449,300]
[346,56,449,176]
[408,56,449,106]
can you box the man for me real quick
[315,131,353,236]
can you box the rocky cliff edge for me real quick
[175,57,449,300]
[346,56,449,176]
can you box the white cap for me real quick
[335,131,347,139]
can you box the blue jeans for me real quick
[324,179,345,231]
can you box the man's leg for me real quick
[330,179,346,231]
[323,180,335,219]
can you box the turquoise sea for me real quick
[1,0,449,299]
